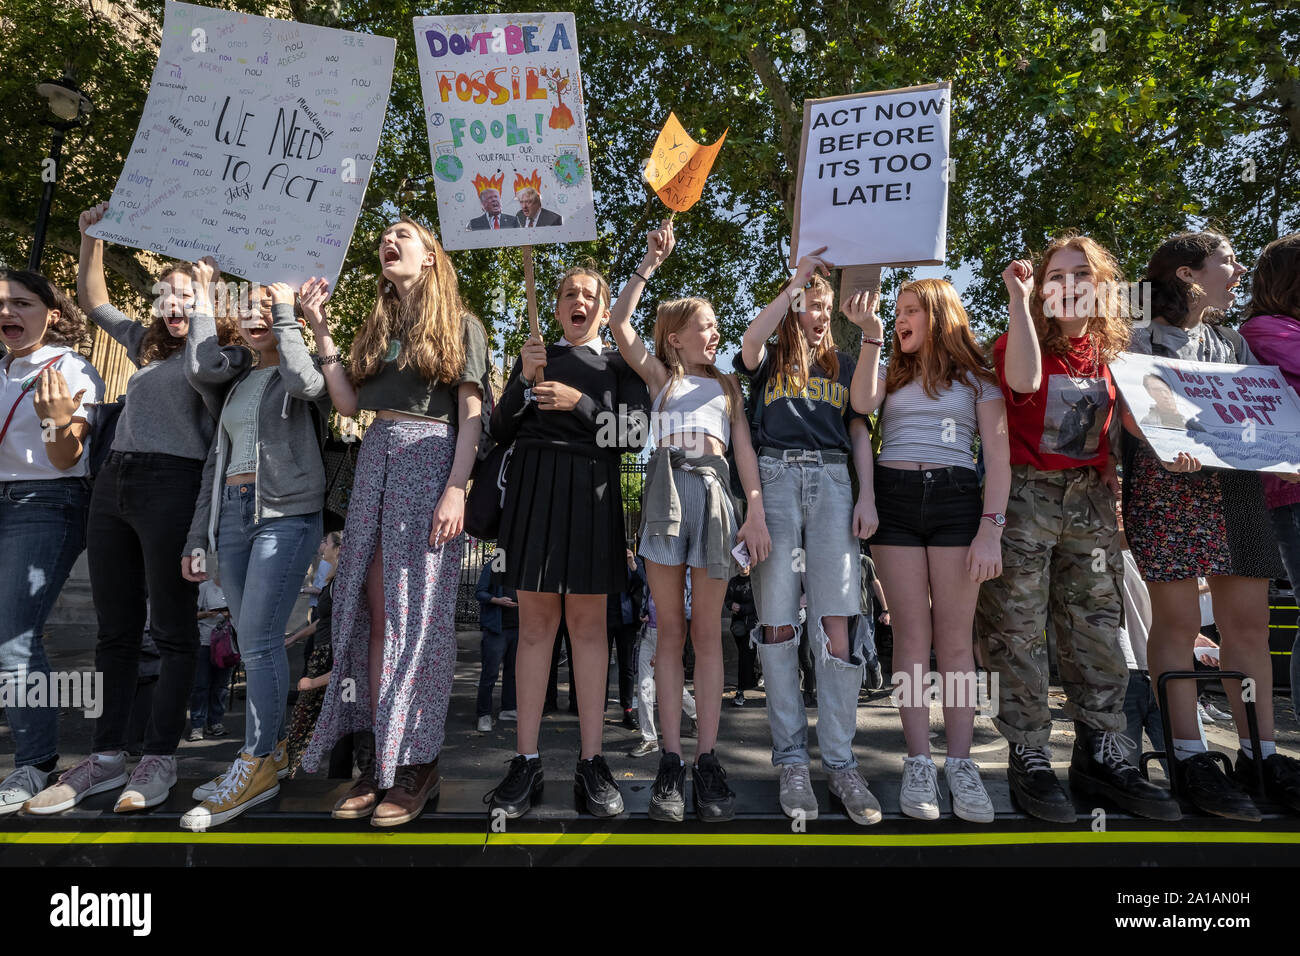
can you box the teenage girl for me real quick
[736,249,883,826]
[485,263,650,820]
[176,278,331,830]
[301,216,488,828]
[854,278,1009,823]
[29,205,246,815]
[604,219,771,822]
[1240,233,1300,743]
[0,270,104,814]
[976,234,1178,822]
[1125,231,1300,819]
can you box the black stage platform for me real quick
[4,777,1299,866]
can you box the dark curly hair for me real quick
[1246,233,1300,322]
[1142,231,1231,328]
[0,269,89,350]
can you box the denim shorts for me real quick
[869,464,982,547]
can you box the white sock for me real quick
[518,752,539,761]
[1173,738,1206,760]
[1240,739,1276,759]
[678,756,686,767]
[93,752,123,765]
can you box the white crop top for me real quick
[651,374,730,447]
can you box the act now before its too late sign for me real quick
[87,1,395,289]
[791,82,951,270]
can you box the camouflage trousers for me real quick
[976,465,1127,747]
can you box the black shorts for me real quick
[869,464,982,548]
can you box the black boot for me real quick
[1233,749,1300,814]
[1008,743,1074,823]
[1068,724,1181,821]
[1176,752,1260,822]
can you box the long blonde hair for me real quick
[350,217,481,384]
[1030,233,1132,363]
[886,279,997,398]
[767,273,839,389]
[652,297,741,420]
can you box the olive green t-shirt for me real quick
[356,316,489,423]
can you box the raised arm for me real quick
[607,219,675,393]
[266,283,327,400]
[842,290,885,414]
[299,277,359,418]
[1002,259,1043,394]
[740,248,831,372]
[185,257,251,395]
[78,202,146,363]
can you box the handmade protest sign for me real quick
[790,82,951,298]
[1111,351,1300,472]
[86,1,395,288]
[413,12,596,251]
[645,113,727,212]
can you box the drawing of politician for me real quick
[514,171,563,228]
[469,173,519,231]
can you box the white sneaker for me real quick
[25,753,128,814]
[0,765,50,815]
[899,755,940,820]
[944,756,995,823]
[498,710,517,722]
[477,715,493,732]
[113,755,177,812]
[777,764,819,820]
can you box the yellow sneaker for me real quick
[191,739,288,802]
[179,753,279,832]
[272,738,288,779]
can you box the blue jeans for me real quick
[0,478,89,767]
[751,456,864,771]
[476,627,518,717]
[190,650,233,730]
[1121,670,1167,775]
[1268,503,1300,720]
[216,483,321,757]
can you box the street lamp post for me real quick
[29,71,92,272]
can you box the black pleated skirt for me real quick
[498,442,629,594]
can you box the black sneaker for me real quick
[692,751,736,822]
[574,755,624,817]
[1233,749,1300,813]
[1068,726,1181,821]
[732,691,745,707]
[1007,744,1074,823]
[648,752,686,823]
[1177,752,1261,822]
[484,755,543,820]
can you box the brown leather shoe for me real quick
[372,760,440,827]
[332,731,380,820]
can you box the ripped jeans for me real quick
[751,454,864,771]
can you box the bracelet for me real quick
[862,336,884,347]
[633,270,650,284]
[319,354,343,366]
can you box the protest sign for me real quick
[86,1,395,289]
[790,82,951,297]
[413,12,596,250]
[1111,351,1300,472]
[645,113,727,212]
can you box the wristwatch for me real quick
[981,512,1007,527]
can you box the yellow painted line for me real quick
[2,830,1300,848]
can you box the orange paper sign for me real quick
[645,112,727,212]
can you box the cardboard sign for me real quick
[789,82,952,291]
[645,112,727,212]
[1111,351,1300,472]
[413,12,596,249]
[86,1,395,288]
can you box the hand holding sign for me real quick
[299,277,330,333]
[644,218,676,273]
[191,256,221,313]
[521,335,547,386]
[842,290,883,339]
[1161,451,1203,473]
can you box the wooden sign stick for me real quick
[840,264,883,303]
[522,244,541,340]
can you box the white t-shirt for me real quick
[1116,550,1152,670]
[197,580,229,647]
[0,345,105,480]
[877,367,1000,470]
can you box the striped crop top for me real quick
[651,374,730,447]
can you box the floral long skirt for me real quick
[301,419,462,788]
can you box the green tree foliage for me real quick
[1,0,1296,359]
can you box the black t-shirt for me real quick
[734,347,859,454]
[356,316,490,424]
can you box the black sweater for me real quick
[492,344,650,457]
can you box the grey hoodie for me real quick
[183,303,332,558]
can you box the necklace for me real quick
[385,339,401,362]
[1060,336,1099,379]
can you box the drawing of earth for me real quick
[434,154,463,183]
[553,153,586,186]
